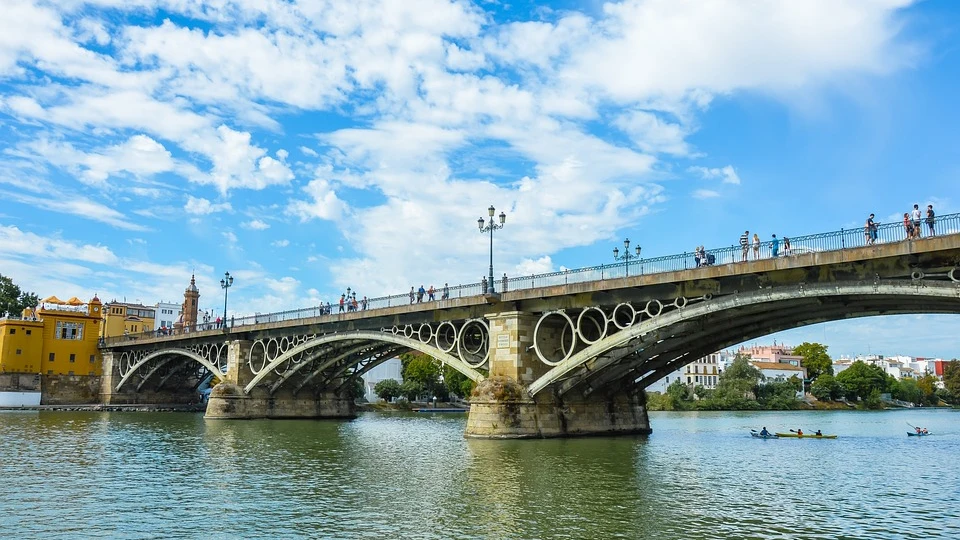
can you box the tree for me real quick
[374,379,402,402]
[916,374,939,406]
[443,365,474,399]
[810,373,841,401]
[792,342,833,381]
[400,380,425,402]
[893,377,922,405]
[0,274,40,317]
[344,377,366,401]
[704,354,763,409]
[943,360,960,398]
[835,361,887,401]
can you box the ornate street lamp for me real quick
[613,238,642,276]
[478,205,507,294]
[220,271,234,328]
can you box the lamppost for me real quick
[613,238,642,276]
[220,271,234,328]
[478,205,506,294]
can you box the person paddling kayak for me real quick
[760,427,770,437]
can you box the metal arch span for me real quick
[526,280,960,396]
[243,331,486,395]
[115,349,221,392]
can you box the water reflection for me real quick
[1,409,958,539]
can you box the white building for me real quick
[646,350,735,393]
[154,301,180,332]
[362,357,402,401]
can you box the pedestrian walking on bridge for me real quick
[740,231,749,262]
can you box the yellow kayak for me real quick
[775,432,837,439]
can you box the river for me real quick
[1,408,957,539]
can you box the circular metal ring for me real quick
[403,325,414,339]
[703,293,713,301]
[612,303,636,330]
[279,336,290,353]
[576,307,608,345]
[434,321,458,353]
[533,310,577,367]
[266,338,280,362]
[911,270,924,280]
[950,268,960,283]
[645,299,663,318]
[249,340,268,374]
[673,296,688,309]
[391,325,400,335]
[417,323,433,344]
[456,319,489,369]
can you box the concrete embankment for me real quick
[0,403,207,412]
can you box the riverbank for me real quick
[0,403,207,413]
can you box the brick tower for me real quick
[183,274,200,329]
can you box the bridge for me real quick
[100,215,960,438]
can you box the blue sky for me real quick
[1,0,958,359]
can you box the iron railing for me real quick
[102,211,960,345]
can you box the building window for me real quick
[89,355,96,363]
[16,349,21,355]
[49,353,55,362]
[68,371,74,376]
[55,321,84,340]
[47,370,53,375]
[25,329,31,335]
[69,354,76,363]
[8,329,14,334]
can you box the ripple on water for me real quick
[0,409,959,539]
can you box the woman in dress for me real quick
[752,234,760,259]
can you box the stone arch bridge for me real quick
[101,236,960,438]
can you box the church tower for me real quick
[183,274,200,329]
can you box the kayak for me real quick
[907,432,931,437]
[774,433,838,439]
[751,432,779,439]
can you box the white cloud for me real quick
[184,196,233,215]
[300,146,319,157]
[514,256,553,275]
[692,189,720,199]
[271,239,290,247]
[242,219,270,230]
[689,165,741,185]
[287,179,348,222]
[222,231,238,243]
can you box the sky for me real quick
[1,0,958,359]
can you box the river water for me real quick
[1,408,958,539]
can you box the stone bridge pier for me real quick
[204,340,355,420]
[464,311,650,439]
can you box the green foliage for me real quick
[443,365,475,399]
[666,379,689,402]
[916,374,939,406]
[344,377,366,401]
[943,360,960,398]
[400,351,450,400]
[835,361,887,401]
[373,379,402,402]
[0,274,40,317]
[893,377,922,405]
[810,373,842,401]
[792,342,833,380]
[861,388,884,409]
[400,380,425,402]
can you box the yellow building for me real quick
[0,295,103,376]
[101,300,156,338]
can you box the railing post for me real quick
[841,228,845,249]
[601,263,604,280]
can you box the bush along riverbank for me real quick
[647,356,806,411]
[648,356,960,412]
